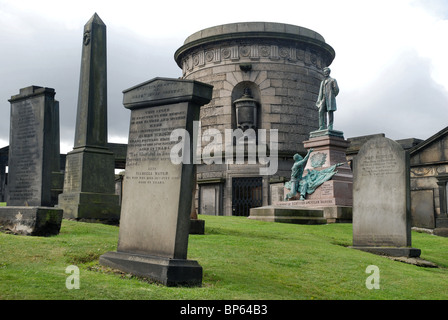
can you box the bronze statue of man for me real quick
[316,67,339,130]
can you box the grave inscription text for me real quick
[125,104,187,185]
[8,98,41,204]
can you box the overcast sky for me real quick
[1,0,448,154]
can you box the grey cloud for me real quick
[0,24,182,151]
[337,49,448,141]
[2,19,448,152]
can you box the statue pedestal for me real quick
[250,130,353,224]
[264,130,352,223]
[299,130,353,207]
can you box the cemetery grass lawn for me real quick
[1,215,448,300]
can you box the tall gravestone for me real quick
[352,136,420,257]
[0,86,63,236]
[58,13,120,223]
[100,77,213,286]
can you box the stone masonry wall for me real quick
[175,22,335,215]
[177,37,329,157]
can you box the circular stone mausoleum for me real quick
[174,22,336,216]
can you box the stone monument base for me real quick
[309,128,344,139]
[249,206,327,224]
[434,228,448,237]
[351,246,421,258]
[58,146,121,224]
[189,219,205,234]
[58,192,120,224]
[275,199,352,223]
[0,206,63,236]
[99,251,203,287]
[249,203,351,224]
[434,218,448,237]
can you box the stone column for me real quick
[436,174,448,218]
[435,174,448,235]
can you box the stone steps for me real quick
[248,206,328,225]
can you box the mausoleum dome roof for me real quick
[174,21,335,67]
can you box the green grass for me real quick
[0,203,5,207]
[0,215,447,300]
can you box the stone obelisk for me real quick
[58,13,120,223]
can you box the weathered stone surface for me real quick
[353,246,421,258]
[58,147,119,223]
[387,256,437,267]
[249,206,327,224]
[271,200,352,223]
[175,22,336,216]
[116,78,212,258]
[189,219,205,235]
[352,136,420,257]
[58,14,120,222]
[1,86,63,237]
[7,86,60,207]
[0,207,63,236]
[99,251,202,286]
[411,190,435,228]
[100,78,212,286]
[408,127,448,234]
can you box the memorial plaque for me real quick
[100,77,213,286]
[352,136,420,257]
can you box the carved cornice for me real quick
[178,41,330,76]
[175,22,335,71]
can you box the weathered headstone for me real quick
[0,86,63,236]
[352,136,420,257]
[57,13,120,223]
[100,77,213,286]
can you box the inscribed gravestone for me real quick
[0,86,62,236]
[100,77,213,286]
[7,86,60,207]
[352,136,420,257]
